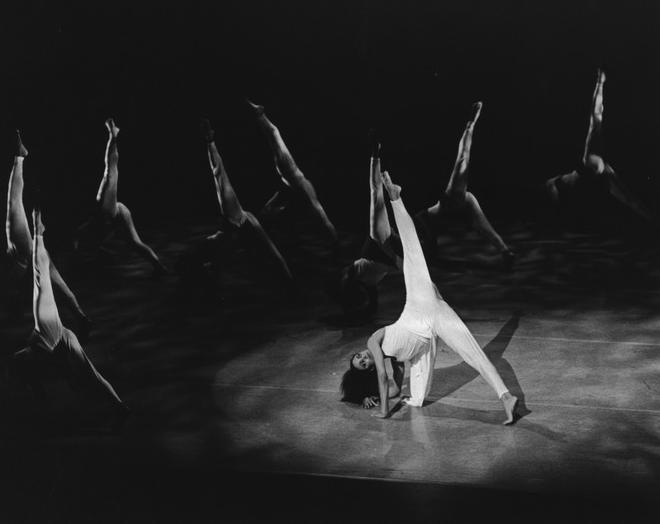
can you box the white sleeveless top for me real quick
[381,310,435,362]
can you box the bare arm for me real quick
[367,328,390,418]
[390,360,404,398]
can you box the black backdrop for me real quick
[1,0,658,240]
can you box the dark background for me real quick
[0,0,658,238]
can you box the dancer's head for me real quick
[340,350,378,404]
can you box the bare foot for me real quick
[246,99,265,117]
[201,118,215,143]
[471,101,483,124]
[381,170,401,201]
[501,391,519,425]
[16,130,28,158]
[32,207,45,236]
[105,118,120,138]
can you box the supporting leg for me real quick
[49,263,91,341]
[464,192,512,254]
[56,330,123,407]
[242,212,294,282]
[96,118,120,219]
[431,300,518,423]
[115,203,167,274]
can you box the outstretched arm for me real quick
[367,328,390,418]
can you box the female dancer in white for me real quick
[76,118,167,275]
[247,100,338,242]
[13,207,128,428]
[342,171,518,423]
[5,131,91,339]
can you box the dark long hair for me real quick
[340,355,378,404]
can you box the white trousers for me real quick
[391,198,509,406]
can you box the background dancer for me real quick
[76,118,168,275]
[544,70,656,224]
[341,171,518,423]
[248,100,338,243]
[194,118,294,283]
[415,102,515,267]
[336,137,402,319]
[4,131,91,339]
[13,208,128,429]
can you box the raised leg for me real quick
[247,100,299,183]
[582,70,606,175]
[249,101,337,241]
[369,143,392,244]
[31,209,64,350]
[96,118,120,219]
[382,172,437,308]
[202,118,248,227]
[5,131,32,262]
[445,102,482,199]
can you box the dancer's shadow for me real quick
[424,315,531,422]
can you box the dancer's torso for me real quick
[382,310,436,362]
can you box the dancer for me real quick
[544,70,656,223]
[415,102,515,266]
[336,138,402,318]
[4,131,91,339]
[76,118,168,275]
[247,100,338,242]
[341,171,518,424]
[13,208,129,429]
[199,118,293,282]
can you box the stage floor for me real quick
[1,218,659,523]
